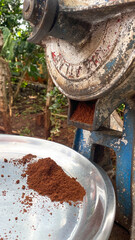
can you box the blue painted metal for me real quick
[104,58,117,72]
[131,114,135,238]
[73,104,135,222]
[73,128,92,160]
[115,105,135,219]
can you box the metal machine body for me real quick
[73,103,135,232]
[23,0,135,237]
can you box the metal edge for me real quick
[94,163,116,240]
[0,134,116,240]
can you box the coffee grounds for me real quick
[13,154,36,166]
[21,195,33,208]
[21,173,26,178]
[26,158,86,204]
[70,101,96,124]
[16,180,20,184]
[4,158,8,163]
[2,191,6,196]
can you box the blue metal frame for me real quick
[73,104,135,226]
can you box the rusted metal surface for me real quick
[60,0,135,9]
[93,63,135,130]
[23,0,135,103]
[23,0,135,44]
[45,12,135,101]
[23,0,58,44]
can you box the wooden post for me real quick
[44,75,54,139]
[0,30,12,133]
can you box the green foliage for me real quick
[0,0,48,89]
[1,27,15,60]
[21,81,28,88]
[0,0,22,33]
[48,87,68,114]
[21,102,44,115]
[20,127,31,135]
[117,104,125,119]
[50,119,61,137]
[47,87,68,137]
[1,26,47,83]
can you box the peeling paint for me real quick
[104,58,117,72]
[121,138,128,145]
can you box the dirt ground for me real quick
[0,84,131,239]
[6,86,76,147]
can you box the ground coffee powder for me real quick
[26,157,86,204]
[13,154,37,166]
[70,101,96,124]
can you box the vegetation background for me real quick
[0,0,69,139]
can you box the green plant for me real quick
[48,87,68,114]
[117,103,125,120]
[0,0,48,102]
[20,127,31,135]
[50,118,61,137]
[0,0,22,33]
[46,87,68,137]
[21,81,28,88]
[21,104,43,115]
[32,104,43,113]
[1,27,47,83]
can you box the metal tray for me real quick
[0,135,115,240]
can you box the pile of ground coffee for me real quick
[26,157,86,204]
[13,154,36,166]
[70,101,96,124]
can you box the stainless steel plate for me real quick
[0,135,115,240]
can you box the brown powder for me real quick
[13,154,36,166]
[21,154,36,165]
[70,101,96,125]
[16,180,20,184]
[26,158,86,204]
[21,196,33,208]
[22,193,25,198]
[23,209,27,213]
[4,158,8,163]
[21,173,26,178]
[2,191,6,196]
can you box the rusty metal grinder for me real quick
[23,0,135,238]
